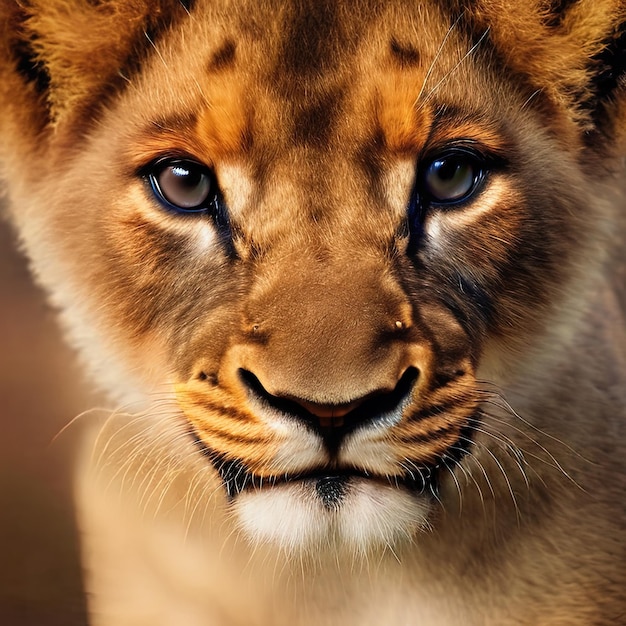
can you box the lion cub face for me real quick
[1,0,624,552]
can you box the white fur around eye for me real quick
[216,163,253,216]
[425,178,504,242]
[122,186,220,253]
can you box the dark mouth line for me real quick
[187,410,481,500]
[189,430,437,498]
[248,465,434,490]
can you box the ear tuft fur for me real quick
[464,0,626,135]
[1,0,191,128]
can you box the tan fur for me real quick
[1,1,625,624]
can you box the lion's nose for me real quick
[233,257,425,447]
[239,367,419,449]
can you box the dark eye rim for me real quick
[418,146,489,209]
[142,156,218,215]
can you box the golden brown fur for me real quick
[1,0,625,624]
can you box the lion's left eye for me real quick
[421,150,485,205]
[147,159,216,213]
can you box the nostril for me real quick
[238,369,315,419]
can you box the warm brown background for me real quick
[0,217,92,626]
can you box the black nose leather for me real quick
[239,367,419,453]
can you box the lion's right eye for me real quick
[423,156,479,203]
[420,149,486,206]
[146,159,216,213]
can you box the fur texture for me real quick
[1,1,625,624]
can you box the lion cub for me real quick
[1,0,625,624]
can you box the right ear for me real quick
[0,0,191,147]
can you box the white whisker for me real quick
[144,31,170,71]
[414,12,465,107]
[420,28,491,106]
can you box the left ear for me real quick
[466,0,626,148]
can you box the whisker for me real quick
[50,406,111,445]
[481,445,520,523]
[477,390,591,463]
[145,31,170,71]
[457,437,496,499]
[471,419,564,483]
[478,412,584,488]
[520,88,543,111]
[447,445,487,507]
[420,28,491,106]
[442,457,465,514]
[414,12,465,107]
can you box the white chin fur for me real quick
[233,478,432,554]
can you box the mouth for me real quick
[185,390,479,512]
[190,436,437,500]
[188,412,478,507]
[179,373,480,548]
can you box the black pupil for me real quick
[434,158,463,181]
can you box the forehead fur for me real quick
[2,0,625,135]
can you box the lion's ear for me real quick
[466,0,626,145]
[0,0,190,129]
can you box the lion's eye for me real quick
[147,159,215,212]
[421,150,484,205]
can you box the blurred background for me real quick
[0,216,94,626]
